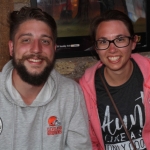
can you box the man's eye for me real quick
[41,40,50,45]
[22,39,30,43]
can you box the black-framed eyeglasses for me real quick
[95,36,133,50]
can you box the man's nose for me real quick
[30,40,42,53]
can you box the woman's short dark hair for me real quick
[90,10,134,41]
[8,6,57,43]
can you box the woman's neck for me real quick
[104,60,133,86]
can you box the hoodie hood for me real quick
[79,53,150,103]
[131,53,150,88]
[79,61,102,104]
[1,60,58,107]
[79,53,150,150]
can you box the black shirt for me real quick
[95,59,146,150]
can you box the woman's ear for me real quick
[133,35,140,43]
[131,35,139,51]
[8,40,13,56]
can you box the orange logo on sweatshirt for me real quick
[47,116,62,135]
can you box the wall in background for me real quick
[0,0,149,79]
[0,0,13,71]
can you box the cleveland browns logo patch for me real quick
[47,116,62,135]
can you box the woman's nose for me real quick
[108,42,117,53]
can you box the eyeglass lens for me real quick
[96,37,130,50]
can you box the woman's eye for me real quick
[99,40,107,44]
[116,37,125,42]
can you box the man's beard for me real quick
[12,53,55,86]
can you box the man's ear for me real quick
[8,40,13,56]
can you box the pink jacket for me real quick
[79,53,150,150]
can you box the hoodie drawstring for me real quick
[40,106,44,150]
[11,104,16,150]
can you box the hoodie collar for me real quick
[80,53,150,102]
[4,60,57,107]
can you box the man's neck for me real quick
[12,69,44,105]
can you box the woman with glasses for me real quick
[79,10,150,150]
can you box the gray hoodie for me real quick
[0,60,92,150]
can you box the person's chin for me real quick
[27,70,44,76]
[26,65,46,74]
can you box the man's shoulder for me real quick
[50,70,83,102]
[51,69,80,88]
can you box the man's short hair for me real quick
[8,6,57,43]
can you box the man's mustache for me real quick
[17,54,50,64]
